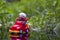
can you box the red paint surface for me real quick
[9,21,30,32]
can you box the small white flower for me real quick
[10,21,14,24]
[32,28,39,32]
[0,24,2,26]
[53,1,57,6]
[28,23,32,25]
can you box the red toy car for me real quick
[9,21,30,35]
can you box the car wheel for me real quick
[26,29,29,34]
[20,30,22,34]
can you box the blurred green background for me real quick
[0,0,60,40]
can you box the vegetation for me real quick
[0,0,60,40]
